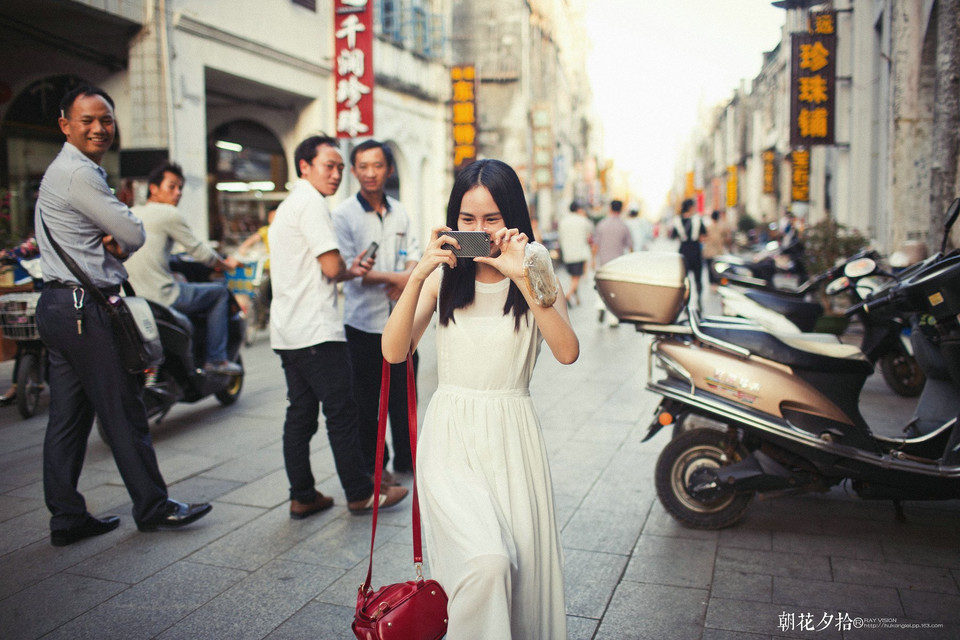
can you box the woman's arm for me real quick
[476,228,579,365]
[382,226,456,363]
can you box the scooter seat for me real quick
[148,302,194,336]
[744,289,822,328]
[698,322,873,374]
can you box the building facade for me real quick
[0,0,451,251]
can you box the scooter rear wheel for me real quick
[655,427,753,529]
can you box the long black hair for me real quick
[439,159,533,330]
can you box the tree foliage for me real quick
[802,218,870,277]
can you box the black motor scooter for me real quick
[616,200,960,529]
[96,257,245,444]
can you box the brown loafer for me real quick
[348,485,408,514]
[289,492,334,520]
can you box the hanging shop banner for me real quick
[334,0,374,138]
[762,149,777,195]
[791,148,810,203]
[451,65,477,173]
[789,29,836,146]
[726,165,738,208]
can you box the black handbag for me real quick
[39,213,163,374]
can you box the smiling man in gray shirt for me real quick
[35,84,211,546]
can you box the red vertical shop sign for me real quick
[334,0,374,138]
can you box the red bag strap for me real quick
[360,353,420,594]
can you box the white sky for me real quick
[585,0,786,213]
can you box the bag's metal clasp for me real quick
[415,562,424,581]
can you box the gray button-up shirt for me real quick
[35,142,145,288]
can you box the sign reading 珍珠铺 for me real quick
[334,0,374,138]
[789,12,836,147]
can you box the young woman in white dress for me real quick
[382,159,579,639]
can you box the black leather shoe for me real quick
[50,514,120,547]
[137,499,212,532]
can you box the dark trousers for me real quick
[345,325,418,475]
[275,342,373,503]
[36,287,168,531]
[680,243,704,299]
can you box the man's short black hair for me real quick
[294,135,339,177]
[610,200,623,213]
[59,84,115,120]
[569,200,583,213]
[681,198,696,214]
[350,139,395,170]
[147,161,184,189]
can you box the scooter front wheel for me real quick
[655,428,753,529]
[878,349,925,397]
[16,351,44,419]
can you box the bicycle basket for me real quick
[0,292,41,341]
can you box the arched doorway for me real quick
[1,75,121,246]
[207,120,287,249]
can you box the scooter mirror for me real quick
[825,276,849,295]
[844,257,877,279]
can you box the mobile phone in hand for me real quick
[364,241,379,260]
[442,231,491,258]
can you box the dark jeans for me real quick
[345,325,418,474]
[173,282,230,364]
[36,287,169,531]
[680,243,704,298]
[275,342,373,503]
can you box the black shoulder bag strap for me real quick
[39,209,136,313]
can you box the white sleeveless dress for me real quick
[417,277,567,639]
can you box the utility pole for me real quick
[929,0,960,252]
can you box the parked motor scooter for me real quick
[595,199,960,529]
[719,249,926,396]
[0,245,48,419]
[95,255,245,444]
[711,239,808,291]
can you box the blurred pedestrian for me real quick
[269,135,407,519]
[382,158,578,638]
[703,209,734,289]
[624,207,653,252]
[333,139,421,480]
[35,84,211,546]
[671,198,706,308]
[593,199,633,325]
[556,200,593,305]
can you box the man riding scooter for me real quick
[124,161,243,375]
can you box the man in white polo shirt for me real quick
[269,135,407,518]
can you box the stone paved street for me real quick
[1,268,958,639]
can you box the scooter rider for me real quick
[125,161,243,375]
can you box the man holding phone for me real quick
[333,139,420,479]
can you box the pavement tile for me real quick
[561,506,646,555]
[717,525,773,551]
[262,601,356,640]
[68,502,265,584]
[771,530,884,561]
[711,569,773,603]
[217,468,293,509]
[594,581,708,640]
[899,588,960,624]
[701,629,773,640]
[155,558,342,640]
[772,575,902,616]
[314,539,427,609]
[0,493,43,522]
[563,548,629,619]
[623,533,716,589]
[189,504,342,572]
[566,614,600,640]
[642,502,721,541]
[715,545,832,581]
[0,571,127,640]
[282,515,406,571]
[37,561,248,640]
[831,556,959,594]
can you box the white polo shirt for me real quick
[269,179,344,349]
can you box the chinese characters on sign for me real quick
[531,105,554,189]
[791,148,810,203]
[762,149,777,195]
[789,14,836,147]
[726,165,738,207]
[334,0,374,138]
[451,65,477,173]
